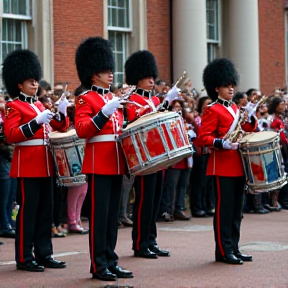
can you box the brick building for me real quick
[0,0,287,95]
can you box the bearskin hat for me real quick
[125,50,158,86]
[75,37,114,88]
[202,58,239,102]
[2,49,42,98]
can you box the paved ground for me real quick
[0,210,288,288]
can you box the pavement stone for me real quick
[0,210,287,288]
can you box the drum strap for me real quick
[88,134,118,143]
[16,139,45,146]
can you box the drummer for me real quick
[2,49,69,272]
[124,50,178,259]
[74,37,133,281]
[196,58,257,265]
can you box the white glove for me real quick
[102,98,121,117]
[35,110,54,124]
[58,97,69,116]
[165,85,181,104]
[187,129,197,140]
[222,139,239,150]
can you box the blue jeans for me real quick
[0,178,17,231]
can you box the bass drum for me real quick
[239,131,287,193]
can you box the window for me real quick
[108,0,132,84]
[1,0,31,64]
[206,0,220,62]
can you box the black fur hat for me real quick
[2,49,42,98]
[125,50,158,85]
[75,37,114,88]
[202,58,239,102]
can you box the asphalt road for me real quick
[0,210,288,288]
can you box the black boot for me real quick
[253,194,269,214]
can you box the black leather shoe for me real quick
[192,209,206,217]
[278,201,288,210]
[37,257,66,268]
[109,265,133,278]
[134,248,158,259]
[174,210,190,220]
[0,229,15,238]
[235,252,253,261]
[215,253,243,264]
[17,260,45,272]
[254,207,269,214]
[92,268,116,281]
[119,216,133,227]
[149,245,170,257]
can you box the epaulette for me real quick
[207,102,216,107]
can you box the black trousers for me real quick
[87,174,123,273]
[15,177,53,263]
[132,171,163,251]
[190,154,214,212]
[213,176,245,257]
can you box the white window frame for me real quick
[206,0,221,62]
[1,0,31,63]
[0,0,32,89]
[107,0,132,84]
[108,0,132,32]
[3,0,31,16]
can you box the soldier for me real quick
[124,50,172,259]
[2,49,69,272]
[74,37,133,281]
[196,58,256,264]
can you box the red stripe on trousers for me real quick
[136,176,144,251]
[215,176,225,256]
[19,179,25,263]
[90,176,97,272]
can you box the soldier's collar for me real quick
[91,85,110,95]
[135,88,151,97]
[19,92,38,104]
[216,97,232,107]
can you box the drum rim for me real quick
[240,131,278,144]
[246,174,287,193]
[49,129,78,140]
[127,146,193,176]
[122,111,181,131]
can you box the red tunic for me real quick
[126,93,160,122]
[74,90,126,175]
[4,99,69,178]
[196,102,257,176]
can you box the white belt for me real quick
[88,134,118,143]
[16,139,45,146]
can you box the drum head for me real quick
[125,111,180,130]
[240,131,277,144]
[49,129,77,140]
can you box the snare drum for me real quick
[239,131,287,193]
[119,111,194,176]
[49,129,86,186]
